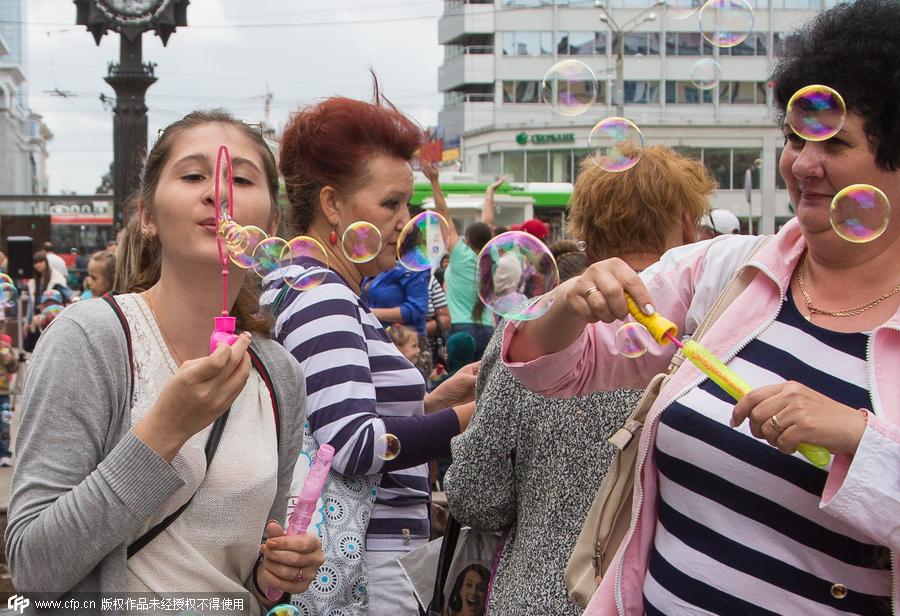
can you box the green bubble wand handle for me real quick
[624,296,831,468]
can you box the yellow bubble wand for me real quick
[625,296,831,468]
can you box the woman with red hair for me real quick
[262,90,477,615]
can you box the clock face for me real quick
[96,0,168,24]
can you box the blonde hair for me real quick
[385,323,416,348]
[567,146,714,261]
[114,110,280,336]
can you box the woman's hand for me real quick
[426,361,479,412]
[563,258,655,325]
[257,520,324,600]
[731,381,867,456]
[134,333,253,461]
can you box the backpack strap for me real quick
[101,293,134,406]
[248,346,281,449]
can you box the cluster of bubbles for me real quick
[266,605,299,616]
[216,210,452,291]
[784,84,891,243]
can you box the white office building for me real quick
[0,0,52,213]
[437,0,837,233]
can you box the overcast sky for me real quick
[22,0,443,194]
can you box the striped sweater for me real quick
[261,262,460,551]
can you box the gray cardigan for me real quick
[443,327,641,616]
[5,299,306,612]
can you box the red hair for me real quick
[280,94,423,234]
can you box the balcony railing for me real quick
[444,91,496,106]
[444,0,494,13]
[444,45,495,60]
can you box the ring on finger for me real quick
[583,286,600,300]
[295,570,305,583]
[769,414,783,432]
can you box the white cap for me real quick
[700,209,741,235]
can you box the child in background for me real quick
[386,324,421,365]
[0,319,19,466]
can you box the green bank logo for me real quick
[516,132,575,145]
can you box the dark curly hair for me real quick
[771,0,900,171]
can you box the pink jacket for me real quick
[503,219,899,615]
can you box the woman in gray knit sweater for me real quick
[443,146,715,616]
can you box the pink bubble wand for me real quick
[265,444,336,601]
[209,145,239,354]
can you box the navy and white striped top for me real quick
[644,292,892,615]
[261,261,460,552]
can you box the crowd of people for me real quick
[1,1,898,615]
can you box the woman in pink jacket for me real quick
[504,1,899,614]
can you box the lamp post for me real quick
[594,0,664,117]
[75,0,188,228]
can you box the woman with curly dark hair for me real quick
[507,1,899,614]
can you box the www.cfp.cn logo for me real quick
[7,594,29,613]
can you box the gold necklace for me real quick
[143,290,186,366]
[797,252,900,320]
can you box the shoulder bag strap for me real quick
[127,408,231,558]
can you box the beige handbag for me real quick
[564,238,769,608]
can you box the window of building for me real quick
[550,151,572,182]
[502,0,551,6]
[731,149,762,191]
[502,31,553,56]
[502,81,542,103]
[718,81,767,104]
[665,32,713,56]
[665,81,713,104]
[614,32,660,55]
[480,152,503,178]
[527,151,550,182]
[775,147,787,189]
[704,148,732,189]
[721,32,768,56]
[624,80,659,104]
[773,32,791,56]
[556,31,605,55]
[504,151,525,182]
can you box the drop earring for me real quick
[329,224,338,245]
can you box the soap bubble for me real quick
[342,221,383,264]
[266,605,299,616]
[0,274,13,286]
[830,184,891,243]
[666,0,699,19]
[218,216,249,254]
[376,433,401,461]
[615,322,653,359]
[397,211,450,272]
[589,117,644,172]
[252,236,290,277]
[699,0,755,48]
[786,85,846,142]
[229,226,269,269]
[690,59,721,91]
[540,60,598,117]
[476,231,560,321]
[281,236,330,291]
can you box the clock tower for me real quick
[75,0,189,227]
